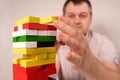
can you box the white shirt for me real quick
[56,30,119,80]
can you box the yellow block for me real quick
[48,53,56,59]
[15,16,40,26]
[13,53,48,65]
[13,47,56,55]
[23,53,47,60]
[40,16,58,24]
[12,58,25,64]
[20,58,55,68]
[23,54,34,59]
[35,53,47,60]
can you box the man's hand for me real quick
[54,17,92,70]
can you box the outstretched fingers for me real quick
[57,31,81,55]
[54,17,84,42]
[65,52,82,69]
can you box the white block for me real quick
[12,29,37,37]
[18,24,23,31]
[38,30,47,36]
[47,30,56,36]
[56,29,61,41]
[13,42,37,48]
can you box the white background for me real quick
[0,0,120,80]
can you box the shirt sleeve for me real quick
[98,36,119,65]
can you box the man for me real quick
[54,0,120,80]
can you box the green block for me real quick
[13,36,56,42]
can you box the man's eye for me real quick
[68,15,74,18]
[80,15,87,18]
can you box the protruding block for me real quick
[20,58,55,68]
[40,16,58,24]
[15,16,40,26]
[12,58,25,64]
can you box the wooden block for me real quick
[20,58,55,68]
[22,23,56,30]
[35,53,47,60]
[47,30,56,36]
[15,16,40,26]
[38,30,47,36]
[46,63,56,74]
[13,63,56,80]
[46,63,56,69]
[23,23,40,30]
[40,16,58,24]
[14,26,18,31]
[13,64,42,74]
[23,55,34,59]
[13,36,56,42]
[13,42,37,48]
[13,47,56,55]
[12,58,25,64]
[18,24,23,31]
[48,53,56,59]
[37,42,55,47]
[12,29,37,37]
[13,67,49,80]
[13,63,55,74]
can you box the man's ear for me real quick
[90,14,92,23]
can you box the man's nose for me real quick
[74,16,81,25]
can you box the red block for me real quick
[46,63,55,69]
[46,64,56,74]
[13,71,48,80]
[22,23,39,30]
[13,64,56,80]
[14,27,18,32]
[23,23,56,30]
[13,64,42,74]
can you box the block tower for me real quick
[12,16,58,80]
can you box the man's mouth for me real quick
[76,26,82,29]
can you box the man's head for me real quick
[62,0,92,35]
[63,0,92,15]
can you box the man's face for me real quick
[64,2,92,35]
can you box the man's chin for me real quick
[77,30,86,36]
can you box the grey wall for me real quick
[0,0,120,80]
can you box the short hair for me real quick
[63,0,92,15]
